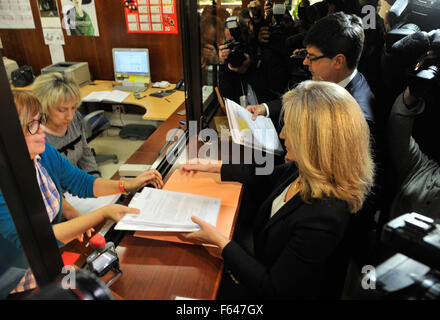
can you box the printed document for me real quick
[82,90,130,103]
[115,187,221,232]
[225,98,283,155]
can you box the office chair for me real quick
[83,110,118,164]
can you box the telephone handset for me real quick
[175,79,185,91]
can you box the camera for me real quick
[224,16,247,68]
[386,29,440,99]
[355,212,440,300]
[268,3,286,35]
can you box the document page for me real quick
[82,91,110,102]
[225,98,283,155]
[82,90,130,103]
[105,90,130,103]
[115,187,221,231]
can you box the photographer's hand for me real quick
[258,26,271,44]
[403,87,420,109]
[219,44,230,64]
[300,0,310,6]
[228,53,251,74]
[202,43,218,64]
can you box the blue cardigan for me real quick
[0,143,97,298]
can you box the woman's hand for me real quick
[124,169,163,193]
[179,159,222,175]
[100,204,140,222]
[183,216,230,251]
[76,227,94,243]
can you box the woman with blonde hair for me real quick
[180,80,374,299]
[32,72,100,176]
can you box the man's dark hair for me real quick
[304,12,364,70]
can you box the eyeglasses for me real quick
[292,49,329,63]
[304,52,329,63]
[26,113,47,135]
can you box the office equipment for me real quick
[112,48,150,88]
[86,234,121,284]
[149,89,174,98]
[82,90,130,103]
[225,98,283,155]
[175,79,185,91]
[3,57,19,81]
[11,65,35,87]
[152,81,170,88]
[41,62,91,86]
[114,79,147,92]
[118,164,151,177]
[115,187,221,232]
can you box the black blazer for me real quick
[267,71,376,132]
[221,162,350,299]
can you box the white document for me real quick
[0,0,35,29]
[225,98,283,155]
[82,90,130,103]
[43,28,65,45]
[64,192,120,214]
[48,44,65,64]
[115,187,221,232]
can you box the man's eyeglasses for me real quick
[291,49,329,63]
[26,113,47,135]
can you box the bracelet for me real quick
[118,180,128,194]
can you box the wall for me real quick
[0,0,184,83]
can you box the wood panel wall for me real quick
[0,0,184,83]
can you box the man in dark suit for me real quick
[247,12,377,133]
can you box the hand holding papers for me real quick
[225,98,283,155]
[115,187,221,232]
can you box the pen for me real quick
[158,120,186,155]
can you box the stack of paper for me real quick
[82,90,130,103]
[115,187,221,232]
[225,98,283,155]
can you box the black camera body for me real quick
[386,29,440,99]
[224,16,247,68]
[408,59,440,98]
[224,40,247,68]
[352,212,440,300]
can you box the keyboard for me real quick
[113,85,146,92]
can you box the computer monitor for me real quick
[112,48,151,83]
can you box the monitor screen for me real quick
[112,48,150,81]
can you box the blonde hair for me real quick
[281,80,374,213]
[32,72,81,114]
[12,91,42,130]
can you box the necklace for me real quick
[285,177,301,202]
[292,177,301,191]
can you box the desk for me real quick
[82,80,185,121]
[12,80,185,121]
[62,105,242,300]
